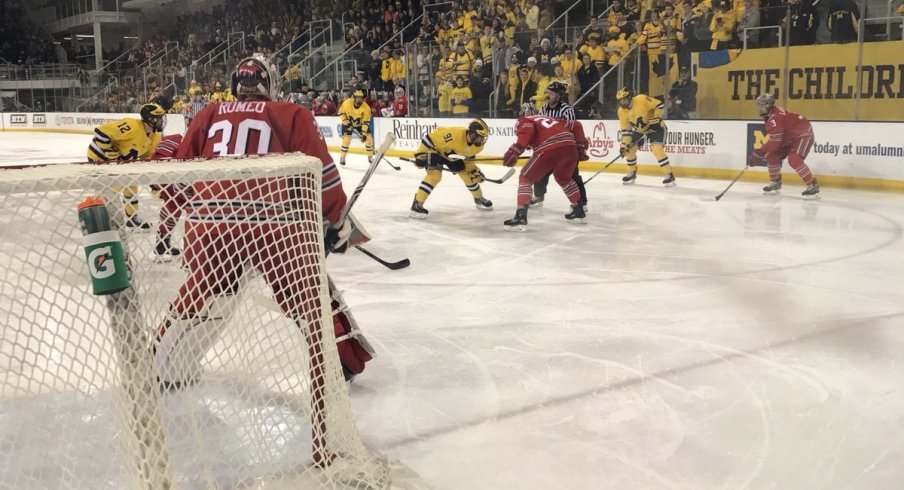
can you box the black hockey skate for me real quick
[529,196,544,208]
[503,207,528,232]
[622,170,637,185]
[565,202,587,224]
[154,234,181,262]
[763,180,782,195]
[339,157,346,166]
[409,199,429,219]
[662,174,676,187]
[126,215,152,230]
[474,197,493,210]
[802,179,820,200]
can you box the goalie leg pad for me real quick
[154,293,235,387]
[329,277,374,380]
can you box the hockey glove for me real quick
[576,143,589,162]
[747,150,767,167]
[325,219,353,254]
[619,134,633,158]
[414,153,429,168]
[503,144,524,167]
[467,167,486,183]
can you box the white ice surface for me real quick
[2,132,904,490]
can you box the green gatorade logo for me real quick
[88,246,116,279]
[83,231,129,295]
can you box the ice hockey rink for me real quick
[2,131,904,490]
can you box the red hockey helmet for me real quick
[231,55,278,101]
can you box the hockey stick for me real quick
[354,245,410,270]
[714,165,750,201]
[584,152,623,184]
[396,156,516,184]
[584,134,648,184]
[337,133,396,225]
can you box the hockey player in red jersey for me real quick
[501,115,589,231]
[156,55,373,388]
[151,133,187,260]
[748,93,820,199]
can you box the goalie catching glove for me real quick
[747,150,767,167]
[503,143,525,167]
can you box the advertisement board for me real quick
[693,40,904,121]
[4,112,903,188]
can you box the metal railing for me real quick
[308,39,363,91]
[0,63,81,81]
[545,0,588,44]
[75,76,119,111]
[573,43,639,111]
[742,25,784,50]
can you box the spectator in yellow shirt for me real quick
[710,4,737,49]
[581,33,606,71]
[450,76,473,115]
[391,50,406,79]
[558,45,583,78]
[437,72,454,115]
[605,31,630,66]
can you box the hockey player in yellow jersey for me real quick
[87,101,166,228]
[338,90,374,165]
[409,119,493,219]
[616,88,676,187]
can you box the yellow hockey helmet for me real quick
[467,118,489,146]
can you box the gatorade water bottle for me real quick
[77,197,130,295]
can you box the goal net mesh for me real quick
[0,155,388,489]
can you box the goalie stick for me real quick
[714,165,751,201]
[337,133,396,224]
[396,156,516,184]
[355,245,410,270]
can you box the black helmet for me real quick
[546,81,567,96]
[139,102,166,133]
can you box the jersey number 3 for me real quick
[208,119,272,156]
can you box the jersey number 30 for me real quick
[208,119,272,156]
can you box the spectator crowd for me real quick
[4,0,904,118]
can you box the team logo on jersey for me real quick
[746,123,768,154]
[588,122,616,158]
[88,246,116,279]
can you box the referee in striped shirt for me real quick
[183,94,207,128]
[531,81,588,208]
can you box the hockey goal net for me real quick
[0,155,389,489]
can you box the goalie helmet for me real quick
[139,102,166,133]
[231,55,278,101]
[755,93,776,117]
[467,118,489,146]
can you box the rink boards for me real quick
[2,111,902,191]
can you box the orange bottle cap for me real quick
[77,196,106,211]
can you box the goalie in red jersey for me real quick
[501,115,589,231]
[748,93,820,199]
[155,54,374,389]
